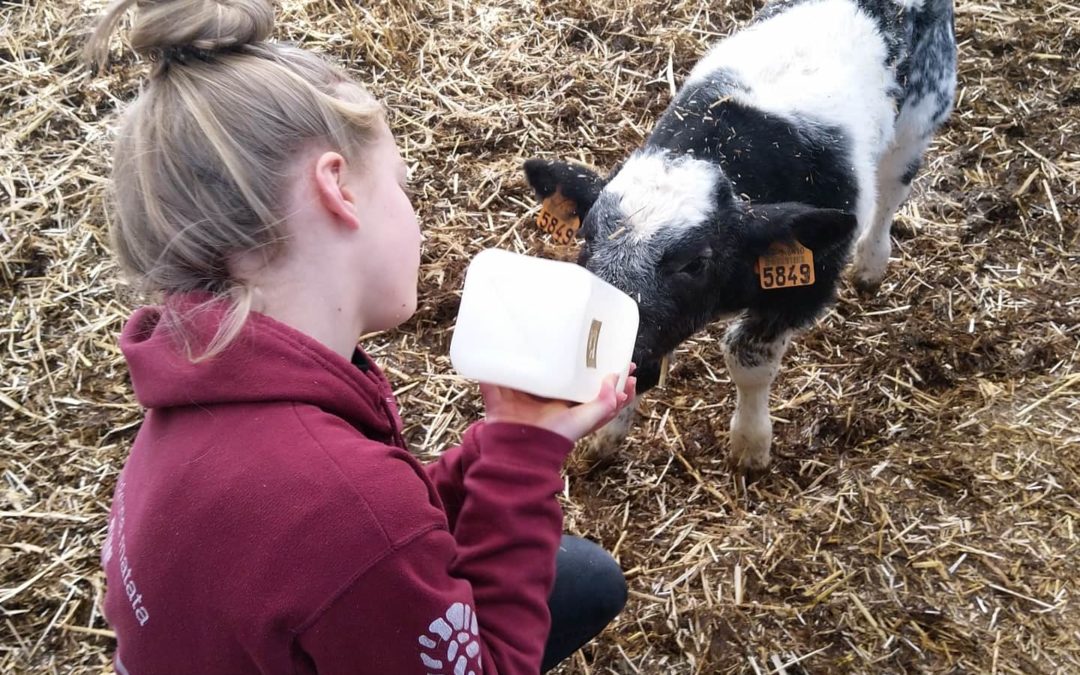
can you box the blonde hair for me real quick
[86,0,385,360]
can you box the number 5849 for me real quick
[761,262,813,288]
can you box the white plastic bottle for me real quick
[449,248,639,403]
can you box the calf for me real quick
[524,0,956,471]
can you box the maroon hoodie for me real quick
[102,296,573,674]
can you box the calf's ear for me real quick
[742,203,858,260]
[522,159,605,224]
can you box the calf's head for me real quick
[524,150,857,390]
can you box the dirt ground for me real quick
[2,0,1078,672]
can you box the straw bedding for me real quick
[2,0,1077,672]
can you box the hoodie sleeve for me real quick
[298,423,572,675]
[423,423,484,532]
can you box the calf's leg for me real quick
[579,399,638,459]
[853,76,951,290]
[723,316,791,472]
[577,354,669,459]
[852,142,926,290]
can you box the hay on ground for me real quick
[1,0,1078,672]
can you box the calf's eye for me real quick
[678,257,708,276]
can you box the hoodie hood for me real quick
[120,294,402,443]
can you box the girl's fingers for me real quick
[560,374,619,435]
[480,370,634,441]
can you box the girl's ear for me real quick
[314,152,362,231]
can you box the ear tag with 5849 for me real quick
[755,241,815,289]
[536,190,581,245]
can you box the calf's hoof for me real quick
[851,244,889,293]
[852,272,884,297]
[728,416,772,474]
[578,429,626,464]
[728,443,771,475]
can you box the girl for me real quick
[87,1,636,673]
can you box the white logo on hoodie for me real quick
[418,601,481,675]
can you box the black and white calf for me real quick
[524,0,956,471]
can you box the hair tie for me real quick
[162,45,217,64]
[152,44,243,77]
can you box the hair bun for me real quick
[127,0,274,58]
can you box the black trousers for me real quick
[541,535,627,673]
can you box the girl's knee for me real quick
[558,536,627,621]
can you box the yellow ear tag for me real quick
[755,241,815,289]
[536,190,581,245]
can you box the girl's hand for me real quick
[480,367,637,443]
